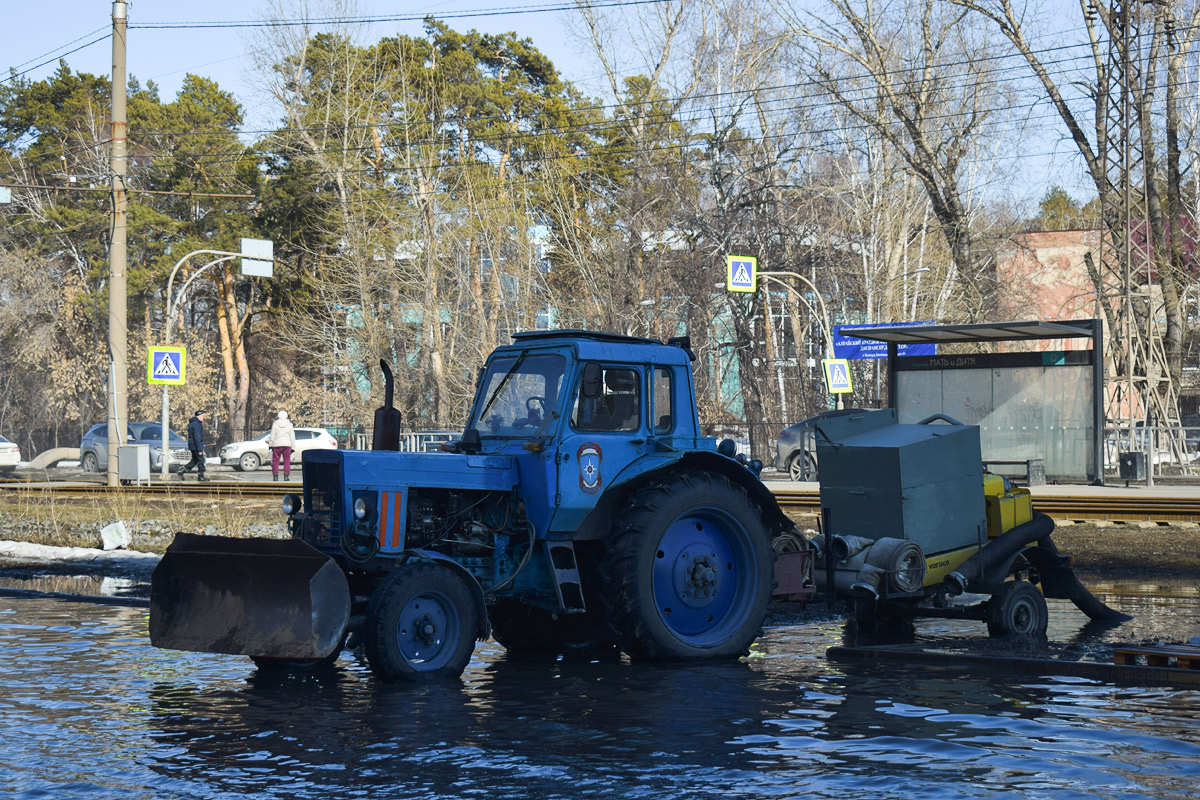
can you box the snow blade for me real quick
[149,533,350,660]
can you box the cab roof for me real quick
[500,329,693,365]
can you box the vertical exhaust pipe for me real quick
[372,359,402,451]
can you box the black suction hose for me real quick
[944,513,1055,593]
[943,512,1130,622]
[1032,536,1131,621]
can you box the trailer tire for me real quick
[602,470,773,661]
[986,580,1048,638]
[365,562,478,681]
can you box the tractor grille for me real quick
[304,460,343,549]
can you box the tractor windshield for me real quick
[469,352,567,438]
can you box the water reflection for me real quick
[1,583,1199,799]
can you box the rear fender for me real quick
[399,549,491,641]
[569,451,789,540]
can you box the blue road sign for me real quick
[726,255,756,293]
[147,346,186,385]
[823,358,853,393]
[833,322,937,360]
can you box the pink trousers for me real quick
[271,447,293,474]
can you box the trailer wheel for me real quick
[365,562,478,681]
[488,599,615,657]
[986,580,1048,637]
[602,470,773,661]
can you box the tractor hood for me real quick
[308,448,519,493]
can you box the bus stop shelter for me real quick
[851,319,1105,484]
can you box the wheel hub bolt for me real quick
[686,555,718,596]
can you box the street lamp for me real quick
[158,247,270,479]
[757,270,838,409]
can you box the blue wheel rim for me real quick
[395,589,461,671]
[651,508,759,646]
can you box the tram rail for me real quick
[3,480,1200,523]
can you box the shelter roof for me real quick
[849,319,1098,345]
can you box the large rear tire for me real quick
[81,452,98,473]
[986,580,1048,637]
[602,470,773,661]
[365,563,478,681]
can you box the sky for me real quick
[3,0,598,129]
[3,0,1100,215]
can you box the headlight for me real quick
[282,493,302,515]
[354,497,368,520]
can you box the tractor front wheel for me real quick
[365,563,478,681]
[602,470,773,661]
[986,580,1048,637]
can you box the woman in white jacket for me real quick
[268,410,297,481]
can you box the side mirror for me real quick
[581,362,602,398]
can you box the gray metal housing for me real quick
[815,409,986,557]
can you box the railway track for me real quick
[4,480,1200,523]
[771,487,1200,523]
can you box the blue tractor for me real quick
[150,331,814,680]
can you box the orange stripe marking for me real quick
[378,493,388,548]
[391,492,402,549]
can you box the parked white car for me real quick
[219,427,338,471]
[0,435,20,472]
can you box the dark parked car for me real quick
[774,408,869,481]
[79,422,190,472]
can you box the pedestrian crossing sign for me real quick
[726,255,756,293]
[822,358,853,394]
[147,346,186,385]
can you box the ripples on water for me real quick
[0,588,1198,799]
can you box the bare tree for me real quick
[778,0,1009,296]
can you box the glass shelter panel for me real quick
[896,353,1095,481]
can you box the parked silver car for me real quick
[774,408,868,481]
[78,422,191,473]
[219,427,338,471]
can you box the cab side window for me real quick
[572,367,641,432]
[652,368,673,434]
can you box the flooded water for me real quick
[2,585,1199,799]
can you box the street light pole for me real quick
[158,249,245,479]
[757,270,839,409]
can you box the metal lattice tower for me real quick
[1100,0,1186,475]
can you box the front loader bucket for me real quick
[149,533,350,660]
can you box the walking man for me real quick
[177,409,209,481]
[268,410,296,481]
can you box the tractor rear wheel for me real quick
[602,470,773,661]
[986,580,1048,637]
[488,599,615,657]
[365,562,478,681]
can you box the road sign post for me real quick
[149,346,187,479]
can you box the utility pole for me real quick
[107,0,128,487]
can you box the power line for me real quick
[128,0,674,30]
[0,34,113,85]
